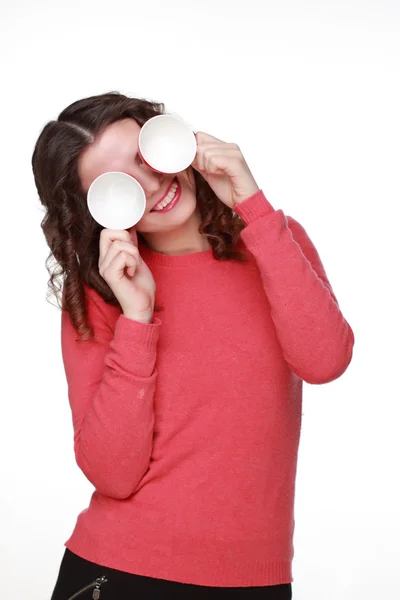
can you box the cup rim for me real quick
[87,171,146,229]
[87,170,145,193]
[138,115,196,173]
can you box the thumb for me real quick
[191,156,203,174]
[128,226,138,247]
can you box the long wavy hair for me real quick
[31,91,248,341]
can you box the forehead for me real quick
[78,118,141,194]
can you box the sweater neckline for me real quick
[138,241,216,267]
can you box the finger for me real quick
[203,150,240,176]
[195,143,240,167]
[105,251,138,283]
[199,146,243,173]
[129,227,138,247]
[196,141,239,151]
[191,156,203,173]
[101,241,140,274]
[192,150,205,173]
[99,240,140,276]
[99,228,134,267]
[195,131,226,145]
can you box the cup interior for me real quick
[139,115,197,173]
[87,171,146,230]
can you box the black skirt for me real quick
[49,548,292,599]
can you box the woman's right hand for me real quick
[98,228,156,324]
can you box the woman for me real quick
[32,91,355,599]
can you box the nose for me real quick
[136,164,163,198]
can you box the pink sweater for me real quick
[61,190,354,587]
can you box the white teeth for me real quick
[153,181,178,211]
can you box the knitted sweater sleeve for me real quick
[61,284,162,499]
[234,190,355,384]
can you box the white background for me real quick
[1,1,399,598]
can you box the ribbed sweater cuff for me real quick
[111,314,162,377]
[234,189,275,224]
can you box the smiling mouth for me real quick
[150,177,179,212]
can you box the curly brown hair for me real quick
[31,91,248,341]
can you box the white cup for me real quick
[87,171,146,230]
[138,114,197,174]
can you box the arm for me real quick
[61,283,161,499]
[234,190,355,384]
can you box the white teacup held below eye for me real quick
[87,171,146,230]
[138,114,197,174]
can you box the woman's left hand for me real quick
[191,132,260,209]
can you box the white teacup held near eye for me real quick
[86,115,197,230]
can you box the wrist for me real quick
[233,186,261,207]
[123,310,153,324]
